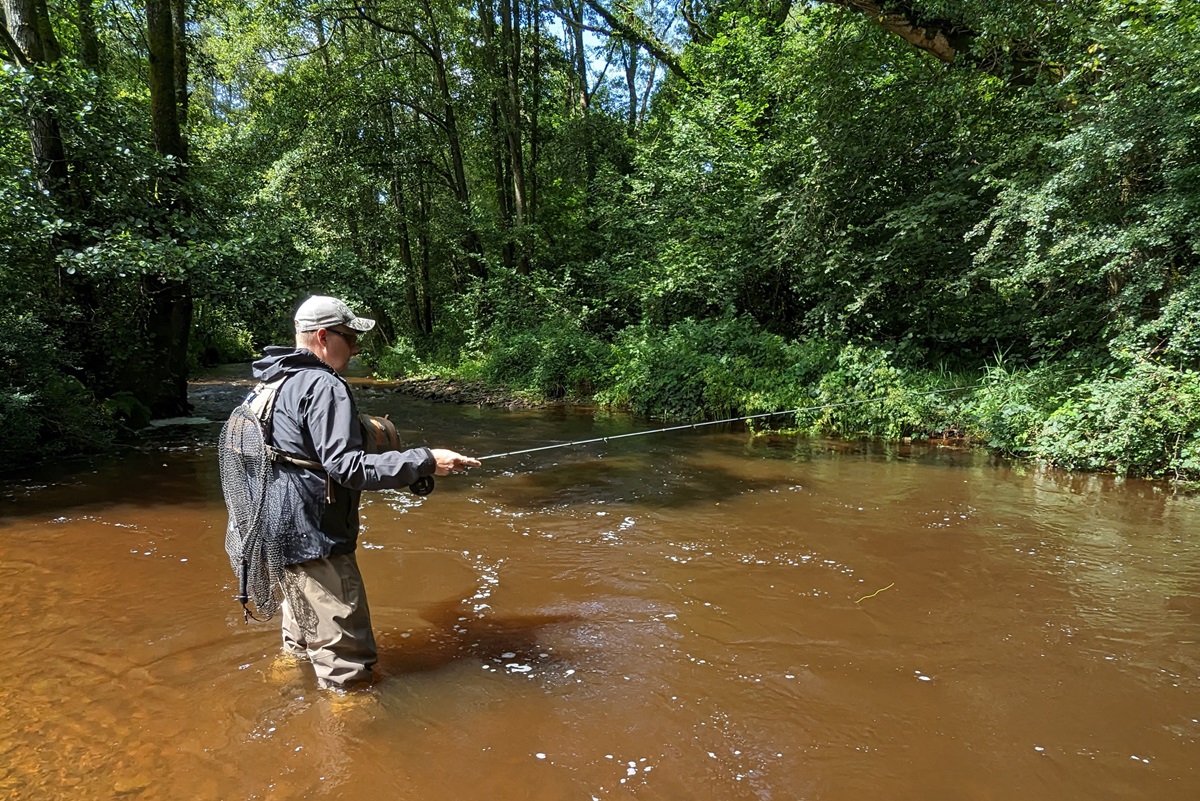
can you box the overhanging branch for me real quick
[583,0,688,81]
[826,0,967,64]
[352,6,436,59]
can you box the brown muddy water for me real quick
[1,376,1198,800]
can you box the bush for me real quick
[801,344,977,439]
[598,317,834,419]
[1034,361,1200,477]
[966,360,1069,455]
[374,337,426,378]
[481,321,612,400]
[189,302,257,368]
[0,311,114,463]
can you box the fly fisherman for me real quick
[242,294,479,691]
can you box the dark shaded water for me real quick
[2,379,1198,800]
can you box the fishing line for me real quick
[476,384,977,461]
[855,582,895,604]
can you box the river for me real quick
[1,376,1197,800]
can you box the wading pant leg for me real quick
[279,597,308,658]
[283,553,378,690]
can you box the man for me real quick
[251,294,479,690]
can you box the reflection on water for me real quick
[1,391,1198,800]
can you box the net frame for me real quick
[219,403,286,619]
[219,380,316,634]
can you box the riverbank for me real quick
[383,376,549,409]
[16,348,1196,487]
[185,368,553,420]
[365,336,1200,483]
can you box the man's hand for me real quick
[430,448,481,476]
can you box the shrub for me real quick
[481,321,612,400]
[966,361,1068,455]
[374,337,426,378]
[1034,361,1200,477]
[598,317,834,419]
[189,302,257,368]
[0,312,113,462]
[802,344,976,439]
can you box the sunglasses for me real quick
[326,328,359,345]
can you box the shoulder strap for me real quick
[244,376,325,472]
[245,376,286,438]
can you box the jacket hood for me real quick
[252,346,333,382]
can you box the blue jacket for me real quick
[252,346,435,563]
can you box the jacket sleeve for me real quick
[301,373,436,491]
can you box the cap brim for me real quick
[345,316,375,332]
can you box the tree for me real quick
[2,0,70,195]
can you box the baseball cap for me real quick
[294,295,376,333]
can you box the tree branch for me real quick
[0,11,32,67]
[352,6,436,59]
[678,6,712,45]
[824,0,1051,84]
[825,0,967,64]
[583,0,688,81]
[391,96,449,133]
[589,51,612,100]
[547,5,612,39]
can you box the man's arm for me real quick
[306,375,476,489]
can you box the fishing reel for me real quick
[359,413,436,497]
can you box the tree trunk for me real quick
[623,40,638,133]
[573,0,588,112]
[75,0,100,69]
[393,173,426,334]
[401,221,424,335]
[492,101,515,270]
[564,0,596,196]
[143,0,192,416]
[528,0,540,227]
[141,276,193,415]
[419,0,486,281]
[480,0,514,269]
[639,60,656,126]
[170,0,187,130]
[147,0,184,164]
[385,100,426,335]
[3,0,69,194]
[499,0,529,273]
[417,179,434,334]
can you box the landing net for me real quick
[218,403,313,631]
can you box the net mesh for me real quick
[218,402,316,634]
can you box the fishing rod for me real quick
[475,384,977,461]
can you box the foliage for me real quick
[1034,361,1200,477]
[190,301,258,367]
[0,299,114,461]
[374,337,428,380]
[967,359,1069,455]
[967,1,1200,361]
[479,320,613,400]
[5,0,1200,481]
[801,345,953,440]
[598,317,833,418]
